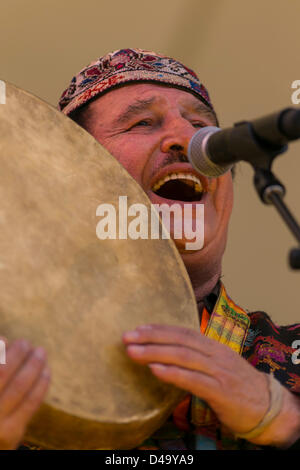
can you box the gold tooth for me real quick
[152,179,164,191]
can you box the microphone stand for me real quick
[253,168,300,269]
[227,116,300,270]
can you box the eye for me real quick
[191,122,206,129]
[131,119,151,128]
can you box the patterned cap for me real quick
[58,48,213,116]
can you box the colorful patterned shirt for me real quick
[137,282,300,450]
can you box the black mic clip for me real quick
[231,119,288,171]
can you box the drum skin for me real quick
[0,82,199,449]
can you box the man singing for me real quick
[0,48,299,450]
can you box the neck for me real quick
[181,252,221,303]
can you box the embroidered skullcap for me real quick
[58,48,213,116]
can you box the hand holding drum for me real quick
[0,337,50,449]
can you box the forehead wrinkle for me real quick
[112,97,157,126]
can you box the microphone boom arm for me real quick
[229,110,300,270]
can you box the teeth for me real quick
[152,173,203,192]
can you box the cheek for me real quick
[213,173,234,215]
[203,174,233,244]
[103,139,147,185]
[214,174,234,245]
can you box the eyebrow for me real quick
[112,96,217,126]
[113,98,156,126]
[187,102,218,125]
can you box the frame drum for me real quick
[0,82,199,449]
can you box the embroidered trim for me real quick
[191,283,250,428]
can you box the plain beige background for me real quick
[1,0,300,324]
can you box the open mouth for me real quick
[152,172,204,202]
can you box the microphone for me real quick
[188,107,300,177]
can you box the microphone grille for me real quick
[188,127,231,177]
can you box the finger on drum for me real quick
[11,365,51,425]
[0,340,34,392]
[0,347,47,417]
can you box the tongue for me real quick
[154,179,202,202]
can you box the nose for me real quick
[160,114,196,155]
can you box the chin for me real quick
[178,230,226,265]
[172,237,205,255]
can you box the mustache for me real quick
[161,152,189,167]
[148,152,190,183]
